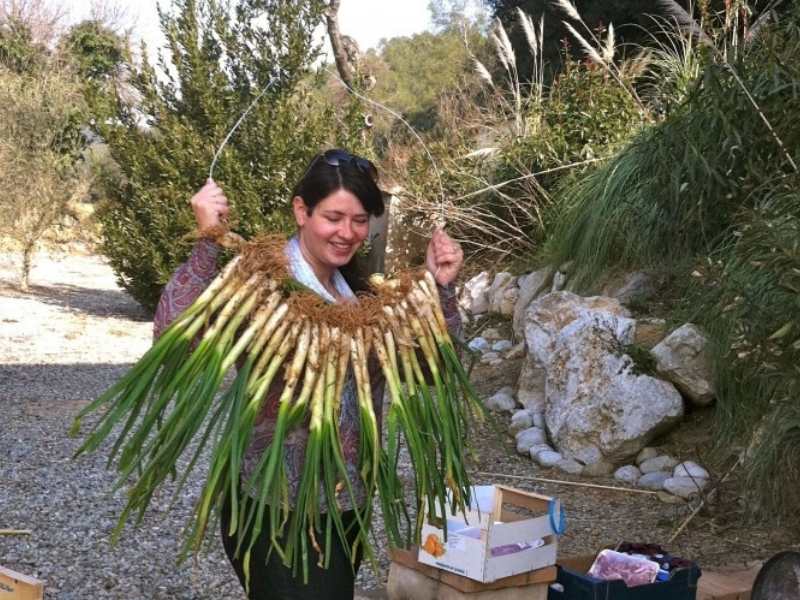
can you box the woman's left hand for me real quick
[425,228,463,286]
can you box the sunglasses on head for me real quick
[320,149,379,182]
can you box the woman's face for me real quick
[293,188,370,270]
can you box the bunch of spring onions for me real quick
[70,233,483,582]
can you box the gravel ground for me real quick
[2,251,797,599]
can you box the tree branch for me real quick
[325,0,355,89]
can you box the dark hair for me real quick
[292,149,385,292]
[292,148,384,217]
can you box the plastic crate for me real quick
[548,556,701,600]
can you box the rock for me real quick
[460,271,492,315]
[486,388,516,412]
[518,292,632,414]
[497,286,519,317]
[509,410,534,435]
[652,323,715,406]
[638,471,671,490]
[544,312,683,466]
[555,458,584,475]
[515,427,548,455]
[468,336,490,353]
[535,450,563,468]
[505,342,526,360]
[480,351,501,364]
[608,271,656,306]
[531,411,545,429]
[614,465,642,484]
[551,262,572,293]
[492,340,513,353]
[639,455,679,474]
[528,443,554,460]
[664,476,708,499]
[512,267,552,339]
[657,490,686,504]
[636,447,659,465]
[582,460,615,477]
[635,318,668,349]
[673,461,710,480]
[488,272,517,314]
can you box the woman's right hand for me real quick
[190,178,230,231]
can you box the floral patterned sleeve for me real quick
[153,239,221,340]
[437,282,462,340]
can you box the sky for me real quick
[63,0,435,61]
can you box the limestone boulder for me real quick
[517,291,631,412]
[544,314,684,466]
[652,323,715,406]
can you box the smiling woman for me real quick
[151,147,466,600]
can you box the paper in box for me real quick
[417,484,561,583]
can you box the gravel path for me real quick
[2,251,796,599]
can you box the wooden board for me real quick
[390,547,556,593]
[0,566,43,600]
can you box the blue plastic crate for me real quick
[548,559,701,600]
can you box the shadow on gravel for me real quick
[0,363,136,405]
[1,282,151,321]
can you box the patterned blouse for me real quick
[153,238,462,511]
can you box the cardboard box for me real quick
[417,485,560,583]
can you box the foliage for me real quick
[685,177,800,518]
[60,19,132,124]
[385,11,644,273]
[0,16,47,73]
[95,0,369,312]
[362,23,487,131]
[545,5,800,516]
[0,63,89,289]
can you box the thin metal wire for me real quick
[324,67,447,227]
[209,75,280,181]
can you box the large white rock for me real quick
[663,476,708,499]
[515,427,548,455]
[512,268,552,339]
[460,271,491,315]
[652,323,715,406]
[544,313,684,466]
[518,292,631,413]
[488,272,517,314]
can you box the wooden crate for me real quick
[389,546,555,598]
[0,566,43,600]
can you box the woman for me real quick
[153,149,463,599]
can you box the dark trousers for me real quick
[219,499,363,600]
